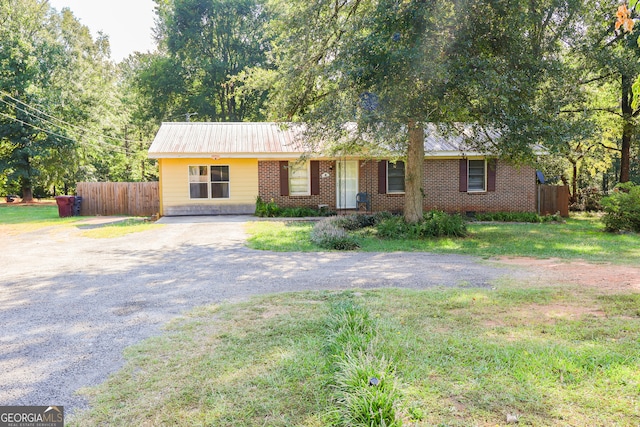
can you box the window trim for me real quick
[467,159,486,193]
[210,165,230,199]
[288,160,311,196]
[387,160,405,194]
[188,165,231,200]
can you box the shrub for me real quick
[311,218,360,250]
[255,197,332,218]
[601,183,640,233]
[333,214,378,231]
[474,211,561,223]
[279,206,319,217]
[376,210,467,239]
[254,196,281,217]
[570,187,602,212]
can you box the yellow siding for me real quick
[159,158,258,215]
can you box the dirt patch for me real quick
[494,257,640,293]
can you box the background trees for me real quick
[2,0,638,202]
[140,0,271,123]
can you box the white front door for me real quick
[336,160,358,209]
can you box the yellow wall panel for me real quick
[160,158,258,215]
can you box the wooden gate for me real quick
[538,184,569,217]
[76,182,159,216]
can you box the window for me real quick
[289,161,310,195]
[468,160,485,192]
[189,165,230,199]
[189,166,209,199]
[387,161,405,193]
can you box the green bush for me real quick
[311,218,360,250]
[255,197,332,218]
[601,183,640,233]
[279,206,320,217]
[254,196,281,217]
[376,210,468,239]
[474,211,561,223]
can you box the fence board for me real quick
[538,184,569,217]
[76,182,159,216]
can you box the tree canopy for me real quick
[1,0,639,202]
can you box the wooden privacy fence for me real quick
[538,184,569,217]
[76,182,159,217]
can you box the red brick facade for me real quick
[258,159,537,213]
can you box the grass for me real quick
[246,214,640,265]
[70,286,640,426]
[79,219,162,238]
[0,203,79,234]
[0,203,161,238]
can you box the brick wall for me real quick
[259,160,336,209]
[258,159,537,213]
[424,159,536,213]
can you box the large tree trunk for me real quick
[620,121,632,183]
[21,180,33,203]
[404,120,424,223]
[620,74,634,183]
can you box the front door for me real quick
[336,160,358,209]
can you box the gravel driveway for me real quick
[0,216,536,414]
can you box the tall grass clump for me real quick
[601,182,640,233]
[324,297,402,427]
[377,210,467,239]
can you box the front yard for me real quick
[71,285,640,426]
[247,213,640,265]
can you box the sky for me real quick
[48,0,157,62]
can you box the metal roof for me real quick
[148,122,306,159]
[148,122,500,159]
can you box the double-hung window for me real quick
[467,160,486,192]
[189,165,230,199]
[288,161,310,196]
[387,161,405,193]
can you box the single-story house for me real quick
[148,122,537,216]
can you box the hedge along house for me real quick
[148,122,537,216]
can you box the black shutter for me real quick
[378,160,387,194]
[487,159,497,192]
[310,161,320,195]
[459,159,468,192]
[279,161,289,196]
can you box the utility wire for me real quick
[0,101,128,153]
[0,111,128,154]
[0,90,143,146]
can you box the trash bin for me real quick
[54,196,75,218]
[73,196,83,216]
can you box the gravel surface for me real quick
[0,215,537,414]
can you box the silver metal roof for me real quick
[148,122,306,159]
[148,122,499,159]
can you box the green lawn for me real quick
[0,204,160,237]
[247,215,640,265]
[70,286,640,426]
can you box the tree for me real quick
[558,0,640,184]
[0,1,124,199]
[259,0,456,222]
[144,0,271,122]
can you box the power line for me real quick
[0,90,143,146]
[0,111,128,154]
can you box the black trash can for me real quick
[73,196,83,216]
[54,196,75,218]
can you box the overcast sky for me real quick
[48,0,157,62]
